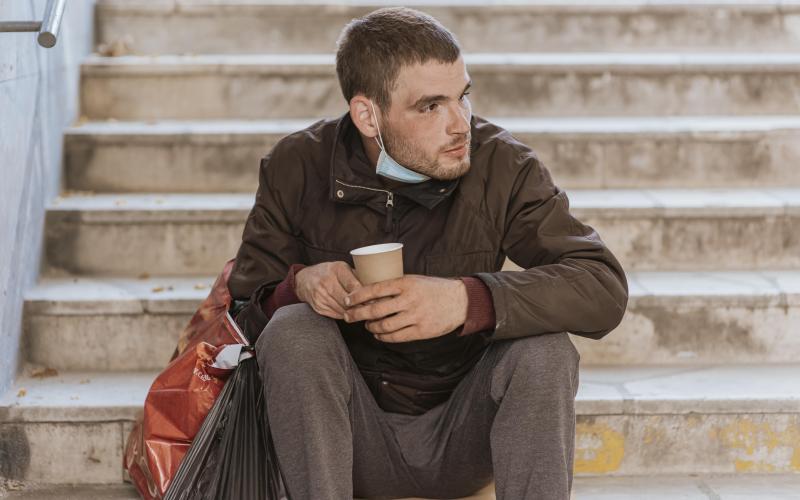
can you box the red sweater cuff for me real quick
[261,263,306,319]
[457,277,496,336]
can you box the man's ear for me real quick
[349,95,379,138]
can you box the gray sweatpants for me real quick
[255,303,580,500]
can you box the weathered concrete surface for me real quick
[79,53,800,120]
[0,423,124,484]
[23,276,211,370]
[5,474,800,499]
[63,116,800,192]
[41,189,800,276]
[3,365,800,483]
[0,0,96,408]
[574,414,800,475]
[20,271,800,370]
[94,0,800,55]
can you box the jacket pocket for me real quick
[298,239,353,267]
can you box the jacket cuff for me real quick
[456,276,496,337]
[233,264,306,344]
[261,263,306,317]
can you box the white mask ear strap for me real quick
[370,100,386,151]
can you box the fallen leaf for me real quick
[61,190,96,198]
[17,389,26,397]
[137,272,150,280]
[1,478,26,490]
[96,34,135,57]
[194,283,207,290]
[30,367,59,378]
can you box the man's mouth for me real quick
[444,141,469,153]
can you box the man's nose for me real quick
[447,102,471,135]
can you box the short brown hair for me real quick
[335,7,461,113]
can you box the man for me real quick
[228,7,628,500]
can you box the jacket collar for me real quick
[328,111,474,210]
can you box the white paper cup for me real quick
[350,243,404,285]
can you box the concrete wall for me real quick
[0,0,95,396]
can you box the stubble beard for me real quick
[383,125,471,181]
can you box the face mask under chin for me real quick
[370,100,432,184]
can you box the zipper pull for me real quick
[384,192,394,233]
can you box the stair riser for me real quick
[80,66,800,120]
[575,414,800,475]
[575,295,800,364]
[23,313,184,371]
[3,414,798,484]
[0,422,126,484]
[64,128,800,192]
[43,209,800,276]
[95,3,800,55]
[583,212,800,273]
[23,294,800,371]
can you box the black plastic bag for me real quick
[164,346,289,500]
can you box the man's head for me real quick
[335,7,472,181]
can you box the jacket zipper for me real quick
[335,179,395,233]
[384,192,394,233]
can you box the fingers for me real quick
[299,262,361,321]
[366,311,415,335]
[371,325,417,343]
[311,303,345,320]
[336,264,362,294]
[310,286,346,317]
[331,264,361,310]
[345,277,403,307]
[344,295,404,323]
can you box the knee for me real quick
[508,332,580,380]
[254,303,342,369]
[490,333,580,405]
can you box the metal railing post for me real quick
[0,0,68,48]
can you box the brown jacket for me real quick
[228,111,629,415]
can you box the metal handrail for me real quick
[0,0,67,48]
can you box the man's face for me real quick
[376,56,472,180]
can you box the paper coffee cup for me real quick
[350,243,404,285]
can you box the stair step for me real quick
[0,371,152,484]
[23,270,800,371]
[23,276,213,371]
[3,365,800,484]
[80,53,800,119]
[42,189,800,276]
[5,475,800,499]
[64,116,800,192]
[94,0,800,55]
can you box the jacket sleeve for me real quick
[473,154,629,342]
[227,149,307,342]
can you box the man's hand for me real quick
[342,275,469,343]
[295,261,362,320]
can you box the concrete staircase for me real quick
[2,1,800,498]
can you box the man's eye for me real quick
[424,103,439,113]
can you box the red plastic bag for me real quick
[123,258,247,499]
